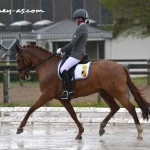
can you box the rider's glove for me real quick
[56,48,62,54]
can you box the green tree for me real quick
[100,0,150,37]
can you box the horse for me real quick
[15,45,150,140]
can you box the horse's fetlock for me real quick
[100,122,106,128]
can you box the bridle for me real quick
[17,48,32,80]
[16,47,57,80]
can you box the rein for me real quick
[32,53,57,69]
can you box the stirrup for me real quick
[60,90,74,100]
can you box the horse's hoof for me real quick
[75,135,82,140]
[16,128,23,134]
[99,129,105,136]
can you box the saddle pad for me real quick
[58,61,92,80]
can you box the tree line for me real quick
[100,0,150,37]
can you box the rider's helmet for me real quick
[73,9,89,20]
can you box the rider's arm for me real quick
[61,27,86,53]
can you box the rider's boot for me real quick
[60,70,74,100]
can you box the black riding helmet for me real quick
[73,9,89,20]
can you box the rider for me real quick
[56,9,89,100]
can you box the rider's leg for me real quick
[61,70,74,100]
[60,57,80,73]
[60,57,80,100]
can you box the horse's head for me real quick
[16,45,31,80]
[16,44,60,80]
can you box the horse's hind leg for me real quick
[99,90,120,136]
[115,94,143,139]
[60,99,84,140]
[17,93,52,134]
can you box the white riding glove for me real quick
[56,48,62,54]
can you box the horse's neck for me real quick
[26,48,58,67]
[32,54,59,71]
[35,56,60,90]
[24,47,60,85]
[28,50,59,81]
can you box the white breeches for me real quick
[60,57,80,73]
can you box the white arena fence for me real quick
[0,107,149,124]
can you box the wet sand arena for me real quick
[0,123,150,150]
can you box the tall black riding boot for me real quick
[60,70,74,100]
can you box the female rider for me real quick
[57,9,89,100]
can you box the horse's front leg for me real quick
[59,99,84,140]
[16,93,52,134]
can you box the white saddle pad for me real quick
[58,61,92,80]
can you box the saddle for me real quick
[58,58,92,81]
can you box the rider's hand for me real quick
[56,48,62,54]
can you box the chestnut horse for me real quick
[15,45,150,140]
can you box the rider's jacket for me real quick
[61,23,88,60]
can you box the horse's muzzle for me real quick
[24,74,31,81]
[18,71,31,81]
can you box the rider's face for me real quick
[74,18,78,25]
[74,18,83,26]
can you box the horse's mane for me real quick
[22,45,53,55]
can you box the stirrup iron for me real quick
[60,90,74,100]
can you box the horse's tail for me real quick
[123,67,150,120]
